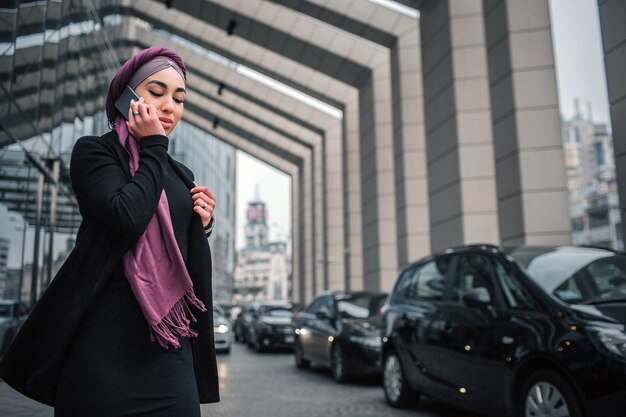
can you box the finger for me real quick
[194,198,215,211]
[194,205,214,220]
[138,102,150,118]
[191,186,216,201]
[191,192,213,202]
[128,99,136,119]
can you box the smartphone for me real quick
[114,86,141,120]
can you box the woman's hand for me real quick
[191,184,216,228]
[126,97,166,138]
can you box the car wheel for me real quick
[521,370,582,417]
[294,339,310,369]
[383,351,418,408]
[254,338,264,353]
[331,343,350,382]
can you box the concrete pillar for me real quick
[483,0,570,245]
[598,0,626,246]
[420,0,500,251]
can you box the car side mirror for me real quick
[462,287,491,308]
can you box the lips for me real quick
[159,117,173,129]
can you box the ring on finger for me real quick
[132,110,140,116]
[202,202,207,209]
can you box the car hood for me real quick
[342,317,381,336]
[260,316,293,326]
[570,303,626,325]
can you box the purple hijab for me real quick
[106,46,206,349]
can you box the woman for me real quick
[0,46,220,416]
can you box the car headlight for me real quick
[214,324,229,334]
[588,326,626,358]
[349,335,382,348]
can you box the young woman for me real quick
[0,46,220,416]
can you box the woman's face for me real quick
[134,66,186,135]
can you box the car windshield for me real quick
[337,294,386,319]
[261,307,292,317]
[519,248,626,304]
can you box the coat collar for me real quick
[102,130,195,189]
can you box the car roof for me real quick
[312,290,386,299]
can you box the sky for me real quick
[549,0,610,125]
[235,150,291,250]
[0,0,613,266]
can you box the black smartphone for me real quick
[114,86,141,120]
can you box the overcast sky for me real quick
[549,0,610,125]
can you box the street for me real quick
[1,342,485,417]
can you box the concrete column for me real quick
[359,69,399,291]
[598,0,626,246]
[420,0,500,251]
[483,0,570,245]
[393,24,431,271]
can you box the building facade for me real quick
[0,238,9,298]
[562,104,622,250]
[233,198,290,303]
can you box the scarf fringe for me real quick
[149,289,207,349]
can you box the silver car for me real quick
[213,305,233,354]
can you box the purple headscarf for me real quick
[106,46,205,349]
[106,46,187,127]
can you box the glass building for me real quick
[0,1,236,306]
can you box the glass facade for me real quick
[0,1,236,305]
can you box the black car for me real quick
[247,301,295,352]
[233,301,260,344]
[381,244,626,417]
[293,291,387,382]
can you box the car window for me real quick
[451,254,495,303]
[520,248,626,304]
[492,259,537,310]
[555,256,626,304]
[262,307,292,317]
[306,296,332,316]
[394,257,449,302]
[337,294,386,319]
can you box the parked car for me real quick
[213,304,233,354]
[381,244,626,417]
[233,301,260,344]
[0,300,29,356]
[247,301,295,352]
[293,291,387,382]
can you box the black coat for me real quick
[0,131,219,406]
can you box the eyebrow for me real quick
[146,80,186,94]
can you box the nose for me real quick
[161,96,174,114]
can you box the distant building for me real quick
[0,238,8,298]
[562,101,622,250]
[233,195,290,304]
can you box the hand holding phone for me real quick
[114,86,141,120]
